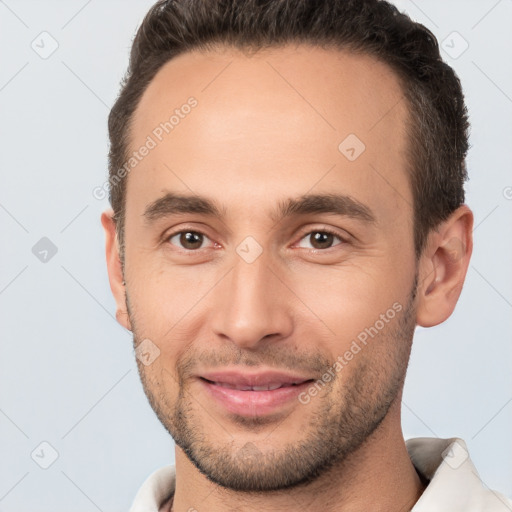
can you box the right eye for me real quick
[167,230,214,251]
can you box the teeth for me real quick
[213,382,284,391]
[252,384,282,391]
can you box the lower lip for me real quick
[199,378,313,417]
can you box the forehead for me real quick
[127,44,411,225]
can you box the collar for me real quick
[406,437,511,511]
[130,437,512,511]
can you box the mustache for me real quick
[175,345,334,380]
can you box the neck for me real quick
[170,399,426,512]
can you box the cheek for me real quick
[136,358,181,418]
[288,262,406,344]
[126,253,205,331]
[126,264,218,375]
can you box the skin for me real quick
[102,44,473,511]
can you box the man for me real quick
[101,0,511,510]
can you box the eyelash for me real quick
[164,226,347,253]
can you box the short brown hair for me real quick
[108,0,469,260]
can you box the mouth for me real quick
[197,370,316,417]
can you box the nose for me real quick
[211,255,294,350]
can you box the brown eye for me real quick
[168,231,207,250]
[297,230,343,250]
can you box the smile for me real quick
[197,370,315,416]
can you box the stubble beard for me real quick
[129,274,418,493]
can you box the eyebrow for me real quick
[143,192,376,226]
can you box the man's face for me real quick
[122,45,418,491]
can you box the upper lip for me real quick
[199,369,314,388]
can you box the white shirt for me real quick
[130,437,512,511]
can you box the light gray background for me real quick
[0,1,511,511]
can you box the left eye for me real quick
[168,231,212,250]
[296,230,344,250]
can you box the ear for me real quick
[101,209,132,331]
[416,205,474,327]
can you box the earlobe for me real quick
[416,205,474,328]
[116,308,132,331]
[101,209,132,331]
